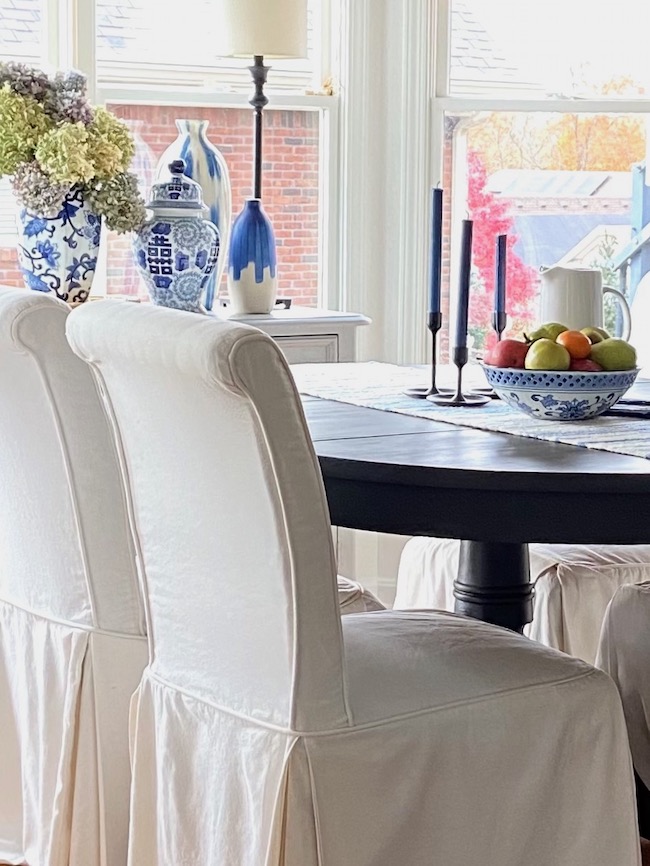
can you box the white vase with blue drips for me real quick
[227,199,277,314]
[155,120,231,311]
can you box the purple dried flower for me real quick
[0,61,51,102]
[45,70,93,125]
[11,160,72,218]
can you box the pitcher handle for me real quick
[603,285,631,341]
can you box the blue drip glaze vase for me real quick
[228,199,277,315]
[155,120,231,312]
[133,160,220,313]
[16,187,101,305]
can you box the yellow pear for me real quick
[524,339,571,371]
[580,326,610,344]
[588,338,636,371]
[524,322,569,342]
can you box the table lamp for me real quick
[218,0,308,314]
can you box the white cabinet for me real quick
[216,306,370,362]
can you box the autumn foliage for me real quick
[466,151,537,350]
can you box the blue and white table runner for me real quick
[294,362,650,461]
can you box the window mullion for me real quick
[433,0,450,99]
[53,0,96,97]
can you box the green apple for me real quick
[588,338,637,371]
[580,326,610,344]
[524,338,571,371]
[524,322,569,343]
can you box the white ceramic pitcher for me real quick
[539,265,631,339]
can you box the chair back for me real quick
[0,288,144,633]
[67,301,348,731]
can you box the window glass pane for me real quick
[450,0,650,98]
[105,104,321,307]
[442,111,648,360]
[0,0,42,62]
[97,0,318,78]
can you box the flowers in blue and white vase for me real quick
[0,60,146,304]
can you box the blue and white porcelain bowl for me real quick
[482,366,640,421]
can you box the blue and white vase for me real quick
[155,120,231,312]
[133,160,220,313]
[228,199,277,315]
[16,187,101,305]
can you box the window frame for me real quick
[426,0,650,360]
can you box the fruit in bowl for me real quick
[482,323,639,421]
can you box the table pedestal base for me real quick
[454,541,534,633]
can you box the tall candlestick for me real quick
[428,187,443,315]
[454,219,473,349]
[495,234,507,315]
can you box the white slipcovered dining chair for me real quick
[0,288,149,866]
[67,300,641,866]
[396,537,650,663]
[597,582,650,795]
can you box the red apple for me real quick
[487,339,529,369]
[569,358,603,372]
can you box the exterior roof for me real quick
[450,0,543,94]
[487,169,633,200]
[0,0,40,60]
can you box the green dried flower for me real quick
[35,122,95,184]
[87,107,135,179]
[0,84,51,174]
[85,172,146,234]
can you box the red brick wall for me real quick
[1,104,321,307]
[0,246,21,287]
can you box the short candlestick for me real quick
[403,313,455,398]
[426,346,491,407]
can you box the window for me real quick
[0,0,42,63]
[436,0,650,359]
[0,0,335,308]
[96,0,319,89]
[105,104,322,303]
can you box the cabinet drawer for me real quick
[274,334,339,364]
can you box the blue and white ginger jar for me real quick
[228,198,277,315]
[16,187,101,305]
[155,120,231,312]
[133,160,220,313]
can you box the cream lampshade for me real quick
[217,0,308,59]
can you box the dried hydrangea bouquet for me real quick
[0,61,146,304]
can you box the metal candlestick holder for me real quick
[472,309,509,398]
[404,312,455,398]
[426,347,491,407]
[491,310,507,342]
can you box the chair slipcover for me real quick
[396,537,650,663]
[336,575,384,613]
[67,300,641,866]
[0,288,148,866]
[597,582,650,792]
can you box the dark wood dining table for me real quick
[302,389,650,633]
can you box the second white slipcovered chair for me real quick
[0,288,148,866]
[597,583,650,794]
[68,300,641,866]
[396,537,650,663]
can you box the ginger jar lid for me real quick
[148,160,207,213]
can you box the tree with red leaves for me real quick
[466,150,537,351]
